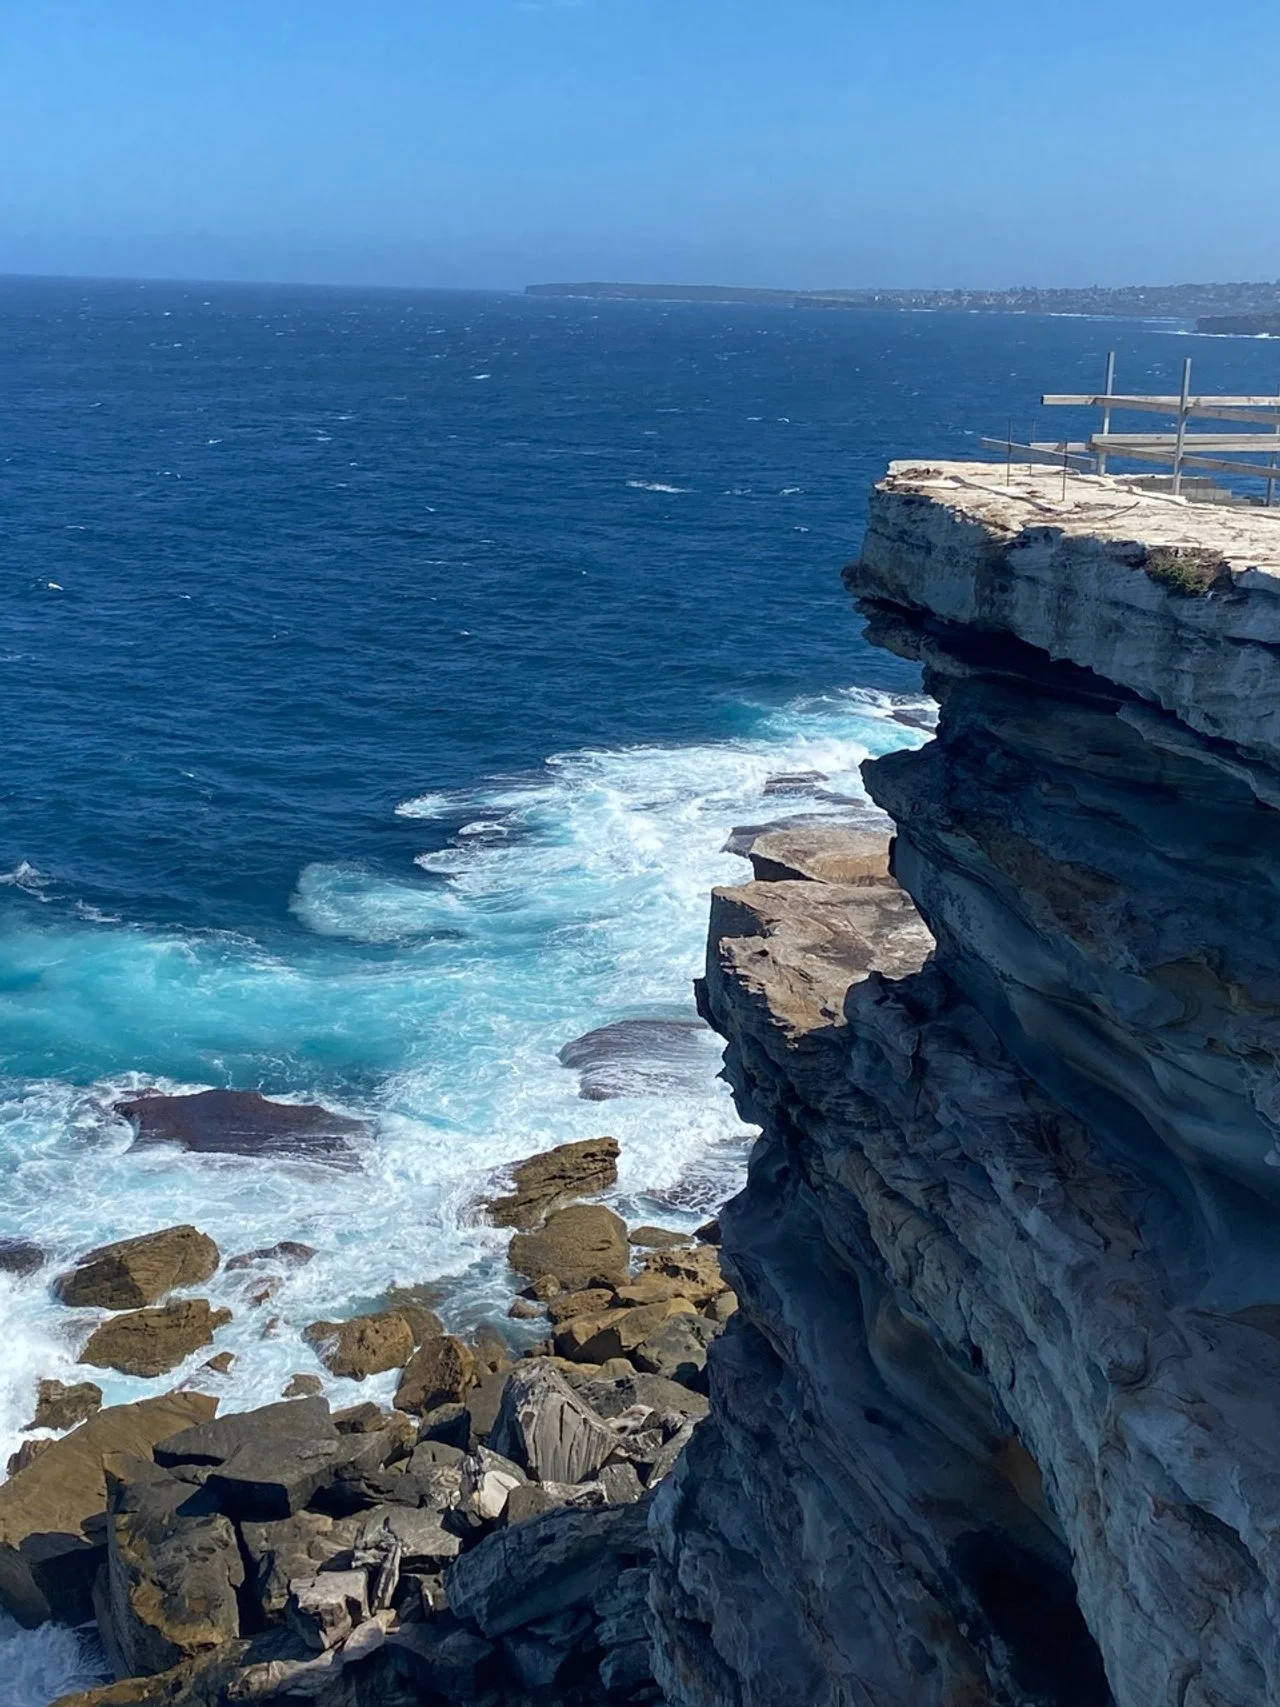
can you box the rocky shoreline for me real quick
[0,1122,736,1705]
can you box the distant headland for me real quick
[526,279,1280,319]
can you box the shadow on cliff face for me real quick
[950,1530,1114,1707]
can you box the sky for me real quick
[0,0,1277,292]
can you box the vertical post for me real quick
[1096,350,1116,475]
[1269,393,1280,509]
[1171,357,1192,496]
[1006,419,1013,486]
[1062,440,1069,502]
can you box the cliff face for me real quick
[652,465,1280,1707]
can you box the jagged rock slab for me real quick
[747,824,893,885]
[56,1226,220,1311]
[488,1362,623,1485]
[508,1204,631,1291]
[484,1136,621,1228]
[0,1393,217,1627]
[79,1301,232,1378]
[114,1089,367,1167]
[446,1498,651,1637]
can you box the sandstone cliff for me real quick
[653,465,1280,1707]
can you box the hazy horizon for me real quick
[1,0,1276,292]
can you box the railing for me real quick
[981,353,1280,506]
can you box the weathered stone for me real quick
[0,1392,216,1626]
[286,1569,368,1652]
[636,1241,727,1305]
[25,1379,103,1434]
[484,1137,620,1229]
[507,1204,630,1291]
[115,1090,367,1167]
[455,1452,525,1530]
[56,1226,220,1311]
[507,1297,544,1320]
[554,1297,696,1364]
[654,466,1280,1707]
[580,1372,710,1424]
[80,1301,232,1378]
[156,1397,334,1467]
[446,1498,650,1637]
[489,1363,622,1485]
[7,1439,54,1478]
[0,1238,45,1277]
[204,1429,391,1522]
[546,1287,615,1325]
[414,1404,466,1454]
[102,1468,245,1677]
[224,1241,316,1272]
[706,1289,739,1324]
[202,1353,235,1376]
[633,1312,720,1385]
[597,1461,645,1505]
[302,1311,416,1380]
[394,1336,476,1415]
[627,1226,695,1250]
[612,1274,689,1308]
[281,1374,323,1399]
[357,1503,462,1568]
[239,1511,357,1621]
[747,824,893,886]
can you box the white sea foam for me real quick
[0,1613,105,1705]
[626,480,690,494]
[0,688,933,1553]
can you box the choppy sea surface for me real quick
[3,277,1279,1700]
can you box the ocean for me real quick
[2,276,1278,1700]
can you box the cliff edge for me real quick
[653,464,1280,1707]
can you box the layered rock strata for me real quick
[654,466,1280,1707]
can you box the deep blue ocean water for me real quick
[2,276,1278,1698]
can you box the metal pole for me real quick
[1006,419,1013,486]
[1269,390,1280,509]
[1062,440,1069,502]
[1171,357,1192,496]
[1097,350,1116,475]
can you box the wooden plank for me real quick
[1087,443,1279,483]
[1043,394,1280,425]
[1092,433,1280,452]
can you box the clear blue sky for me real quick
[1,0,1276,290]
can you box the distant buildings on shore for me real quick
[527,280,1280,321]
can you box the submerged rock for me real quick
[56,1226,220,1311]
[79,1300,232,1378]
[484,1136,620,1229]
[558,1016,715,1101]
[114,1089,367,1167]
[0,1238,45,1278]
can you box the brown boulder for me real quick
[547,1288,616,1325]
[80,1301,232,1378]
[56,1226,220,1311]
[301,1311,416,1380]
[507,1205,629,1291]
[0,1391,217,1626]
[394,1336,477,1415]
[25,1379,103,1434]
[484,1137,620,1230]
[554,1298,697,1364]
[281,1375,324,1399]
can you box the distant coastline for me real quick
[527,279,1280,319]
